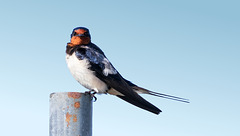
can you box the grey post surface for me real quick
[50,92,92,136]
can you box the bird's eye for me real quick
[71,32,77,38]
[84,32,89,36]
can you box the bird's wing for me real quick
[75,45,161,114]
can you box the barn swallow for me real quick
[66,27,189,115]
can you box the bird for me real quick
[66,27,189,115]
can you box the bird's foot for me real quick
[85,90,97,102]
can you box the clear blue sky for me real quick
[0,0,239,136]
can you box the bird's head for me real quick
[68,27,91,47]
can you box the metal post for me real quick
[50,92,92,136]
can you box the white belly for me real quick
[66,53,108,93]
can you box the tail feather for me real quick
[124,79,189,103]
[133,86,189,103]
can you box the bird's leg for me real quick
[85,90,97,102]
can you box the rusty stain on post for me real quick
[68,92,82,99]
[66,112,72,127]
[74,101,80,108]
[50,92,92,136]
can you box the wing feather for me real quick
[75,44,161,114]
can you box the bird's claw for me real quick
[85,90,97,102]
[92,95,97,102]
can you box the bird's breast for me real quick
[66,53,108,93]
